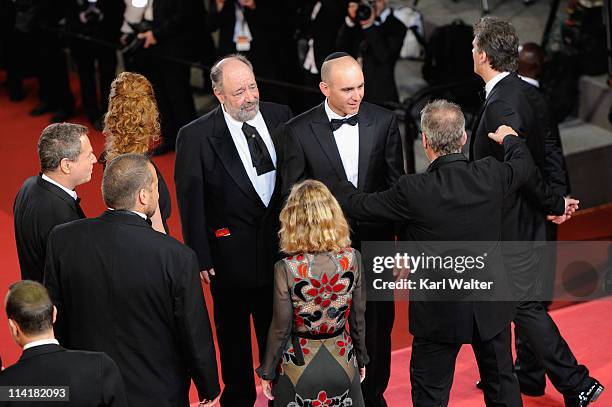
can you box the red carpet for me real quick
[0,74,609,406]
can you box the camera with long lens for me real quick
[122,20,154,63]
[352,0,375,22]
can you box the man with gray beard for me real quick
[175,54,292,407]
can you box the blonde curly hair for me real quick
[103,72,161,162]
[279,180,351,254]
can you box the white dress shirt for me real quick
[222,106,277,207]
[324,99,359,187]
[518,75,540,88]
[41,174,78,200]
[23,338,60,350]
[485,71,510,99]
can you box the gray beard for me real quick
[229,101,259,122]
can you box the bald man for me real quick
[282,52,404,407]
[175,54,292,407]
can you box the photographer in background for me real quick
[66,0,125,130]
[13,0,75,122]
[119,0,208,155]
[336,0,406,104]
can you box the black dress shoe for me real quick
[565,379,604,407]
[30,103,54,116]
[50,110,74,123]
[476,380,485,390]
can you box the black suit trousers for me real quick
[70,38,117,118]
[513,300,589,395]
[211,282,273,407]
[410,324,522,407]
[26,30,74,110]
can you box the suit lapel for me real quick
[311,104,348,182]
[259,104,283,218]
[357,105,374,190]
[210,107,265,207]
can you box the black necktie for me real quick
[75,197,85,219]
[330,114,359,131]
[241,122,275,176]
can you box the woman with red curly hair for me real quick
[102,72,171,234]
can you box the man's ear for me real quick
[319,81,330,98]
[460,131,467,147]
[52,305,57,324]
[213,87,225,105]
[421,132,428,150]
[138,188,147,206]
[8,319,19,337]
[59,158,71,175]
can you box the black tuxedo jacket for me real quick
[13,175,85,283]
[175,102,293,288]
[282,101,404,246]
[147,0,207,61]
[336,11,407,103]
[207,0,296,78]
[296,0,346,72]
[470,73,563,243]
[0,344,127,407]
[44,211,220,406]
[334,137,565,343]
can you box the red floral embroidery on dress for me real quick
[284,249,356,336]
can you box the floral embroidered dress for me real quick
[257,248,368,407]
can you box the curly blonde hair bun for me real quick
[103,72,161,162]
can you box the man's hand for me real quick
[200,268,215,284]
[199,395,220,407]
[137,30,157,48]
[261,379,274,400]
[359,367,366,382]
[487,125,518,144]
[547,197,579,225]
[239,0,256,9]
[563,196,580,216]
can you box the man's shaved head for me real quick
[321,55,361,85]
[319,55,365,117]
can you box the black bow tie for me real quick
[330,114,359,131]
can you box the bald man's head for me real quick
[518,42,544,80]
[319,55,364,116]
[320,55,361,85]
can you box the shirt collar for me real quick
[377,7,391,24]
[324,99,357,121]
[107,207,148,220]
[221,104,264,130]
[485,71,510,99]
[23,338,59,350]
[518,75,540,88]
[41,173,78,201]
